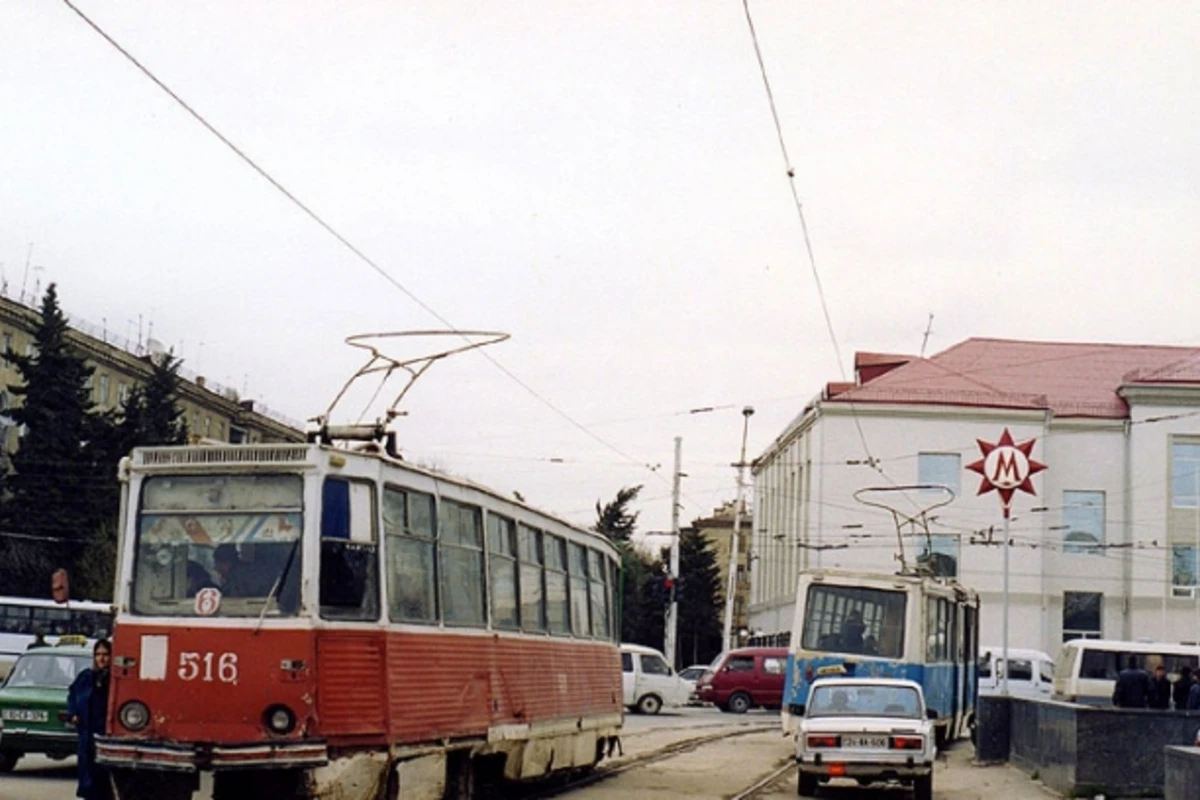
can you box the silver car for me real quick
[795,677,936,799]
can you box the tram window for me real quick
[518,525,546,632]
[438,500,486,627]
[588,549,609,640]
[542,535,569,635]
[925,597,951,662]
[384,487,438,624]
[320,479,380,621]
[801,584,906,659]
[487,514,520,630]
[568,542,590,636]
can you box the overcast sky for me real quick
[3,2,1198,538]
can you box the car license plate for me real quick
[1,708,49,722]
[842,735,888,749]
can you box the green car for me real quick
[0,644,92,772]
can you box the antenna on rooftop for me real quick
[920,312,934,358]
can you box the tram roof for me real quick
[127,443,615,554]
[803,568,978,599]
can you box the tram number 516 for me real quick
[178,652,239,683]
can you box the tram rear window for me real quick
[800,584,906,660]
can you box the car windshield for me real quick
[6,653,90,689]
[132,474,304,618]
[808,684,922,719]
[680,667,708,681]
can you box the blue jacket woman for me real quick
[67,639,112,800]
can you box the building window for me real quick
[98,374,110,406]
[916,534,959,577]
[918,453,960,496]
[1172,442,1200,508]
[117,382,129,406]
[1063,591,1102,642]
[1063,491,1104,555]
[1172,547,1200,595]
[1,332,11,364]
[204,416,211,437]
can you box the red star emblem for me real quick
[965,428,1047,518]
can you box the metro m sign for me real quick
[966,428,1047,518]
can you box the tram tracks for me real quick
[512,722,788,799]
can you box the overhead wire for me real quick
[57,0,684,506]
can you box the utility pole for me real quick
[665,436,682,670]
[722,407,754,653]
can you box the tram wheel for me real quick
[213,769,302,799]
[112,768,197,800]
[444,751,476,800]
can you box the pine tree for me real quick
[594,485,642,543]
[675,528,725,666]
[0,284,109,597]
[116,350,188,450]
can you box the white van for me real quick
[1053,639,1200,706]
[978,647,1055,699]
[620,643,691,715]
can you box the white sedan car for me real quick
[795,677,935,799]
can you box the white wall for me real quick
[749,396,1195,656]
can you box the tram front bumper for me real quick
[96,736,329,772]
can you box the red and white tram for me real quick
[97,439,622,799]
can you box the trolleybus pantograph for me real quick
[96,332,623,800]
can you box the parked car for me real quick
[620,643,691,715]
[978,646,1054,699]
[678,664,711,704]
[0,643,93,772]
[795,677,936,799]
[695,646,788,713]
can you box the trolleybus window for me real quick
[801,584,906,659]
[320,479,380,621]
[543,535,570,635]
[440,500,486,626]
[487,514,520,630]
[518,525,546,632]
[384,486,438,624]
[132,474,303,617]
[588,549,610,639]
[568,542,590,636]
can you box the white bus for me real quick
[1052,639,1200,706]
[0,596,114,679]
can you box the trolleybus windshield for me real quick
[131,474,304,618]
[800,584,906,659]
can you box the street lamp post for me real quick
[722,407,754,653]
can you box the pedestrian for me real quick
[1175,665,1193,711]
[67,639,113,800]
[1188,670,1200,711]
[1112,655,1153,709]
[26,629,48,650]
[1150,665,1172,710]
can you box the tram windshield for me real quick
[131,474,304,618]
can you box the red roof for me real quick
[827,338,1200,419]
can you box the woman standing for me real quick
[67,638,113,800]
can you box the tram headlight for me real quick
[119,701,150,732]
[263,704,296,735]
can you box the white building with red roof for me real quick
[749,337,1200,654]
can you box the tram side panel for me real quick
[379,630,621,744]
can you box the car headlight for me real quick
[263,704,295,735]
[119,700,150,731]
